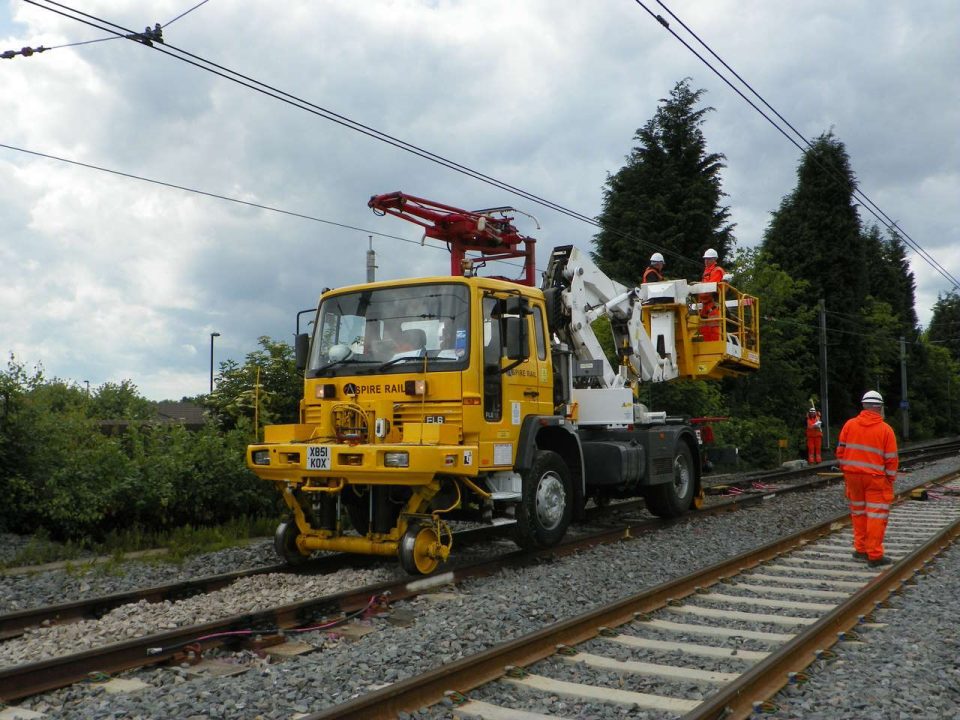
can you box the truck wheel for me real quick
[514,450,572,550]
[274,522,308,565]
[399,522,442,575]
[644,442,695,518]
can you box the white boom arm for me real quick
[560,246,694,386]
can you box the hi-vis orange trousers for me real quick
[844,471,893,560]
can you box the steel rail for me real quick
[0,477,832,702]
[1,454,956,702]
[303,470,960,719]
[684,512,960,719]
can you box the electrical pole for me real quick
[366,236,377,282]
[819,298,830,448]
[900,336,909,439]
[210,332,221,394]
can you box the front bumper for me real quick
[247,441,479,485]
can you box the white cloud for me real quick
[1,0,956,398]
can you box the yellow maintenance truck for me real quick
[247,192,759,574]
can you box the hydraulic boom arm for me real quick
[543,245,760,387]
[369,191,537,286]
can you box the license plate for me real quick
[306,445,331,470]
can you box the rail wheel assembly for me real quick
[399,519,451,575]
[274,521,308,565]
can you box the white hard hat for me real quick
[650,252,664,263]
[862,390,884,406]
[703,248,718,259]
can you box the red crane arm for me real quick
[368,191,537,286]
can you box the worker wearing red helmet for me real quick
[805,406,823,464]
[699,248,725,342]
[642,252,665,284]
[835,390,899,567]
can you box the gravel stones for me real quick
[4,457,960,719]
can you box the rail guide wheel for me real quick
[274,521,308,565]
[399,522,442,575]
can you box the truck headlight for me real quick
[252,450,271,466]
[383,451,409,468]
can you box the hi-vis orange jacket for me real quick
[836,410,898,481]
[806,412,822,437]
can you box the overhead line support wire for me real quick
[28,0,700,275]
[644,0,959,290]
[0,142,445,253]
[30,0,596,226]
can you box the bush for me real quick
[713,415,794,470]
[0,358,275,541]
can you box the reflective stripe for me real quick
[866,511,889,519]
[842,442,886,455]
[865,502,890,510]
[839,459,886,471]
[885,470,897,477]
[884,452,898,458]
[849,509,866,516]
[848,500,866,507]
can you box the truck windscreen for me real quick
[307,283,471,378]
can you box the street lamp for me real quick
[209,332,221,393]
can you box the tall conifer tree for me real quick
[761,132,866,418]
[593,79,733,284]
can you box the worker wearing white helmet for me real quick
[698,249,725,341]
[835,390,899,568]
[642,252,665,284]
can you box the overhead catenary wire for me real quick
[6,0,206,54]
[639,0,960,291]
[24,0,701,274]
[0,140,541,279]
[0,142,448,254]
[25,0,949,288]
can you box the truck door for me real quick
[480,295,544,467]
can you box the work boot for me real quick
[868,556,893,567]
[851,551,868,561]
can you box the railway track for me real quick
[0,441,956,706]
[306,471,960,719]
[0,488,791,702]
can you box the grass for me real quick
[1,516,280,570]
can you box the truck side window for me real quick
[482,296,503,421]
[533,306,546,361]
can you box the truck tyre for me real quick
[514,450,572,550]
[274,522,308,565]
[644,441,695,518]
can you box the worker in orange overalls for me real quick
[805,406,823,464]
[835,390,898,567]
[642,252,665,284]
[699,248,725,341]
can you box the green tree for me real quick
[723,248,817,454]
[206,336,301,432]
[593,78,734,285]
[0,357,46,531]
[895,341,960,439]
[761,132,867,419]
[88,380,155,420]
[928,290,960,363]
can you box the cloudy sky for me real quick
[2,0,957,400]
